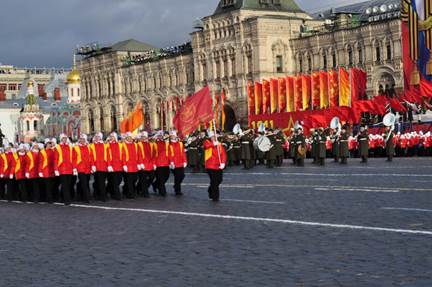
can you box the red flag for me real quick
[254,82,263,115]
[351,68,367,102]
[420,78,432,98]
[173,86,214,136]
[319,71,329,109]
[328,70,339,107]
[247,82,255,116]
[311,72,320,109]
[339,67,351,107]
[262,80,271,114]
[214,91,220,129]
[294,76,303,111]
[388,98,407,113]
[278,77,286,112]
[286,76,294,112]
[270,79,278,113]
[130,103,144,131]
[301,75,311,111]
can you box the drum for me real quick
[253,136,272,152]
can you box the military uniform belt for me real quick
[242,142,249,144]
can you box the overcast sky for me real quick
[0,0,364,68]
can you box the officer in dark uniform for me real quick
[240,131,254,169]
[289,130,296,165]
[310,129,318,164]
[318,128,327,166]
[339,128,349,164]
[274,130,285,167]
[222,133,234,166]
[385,127,395,162]
[265,130,277,168]
[255,131,266,165]
[358,126,369,163]
[185,132,200,173]
[331,129,340,162]
[295,128,306,167]
[232,135,241,166]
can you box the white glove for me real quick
[183,163,187,168]
[9,174,13,179]
[0,174,3,179]
[137,164,142,171]
[141,164,145,170]
[219,163,226,170]
[169,162,175,170]
[123,165,128,172]
[153,165,157,171]
[73,169,78,176]
[54,170,60,177]
[107,166,114,173]
[214,141,220,146]
[25,173,30,179]
[91,166,97,173]
[38,172,43,178]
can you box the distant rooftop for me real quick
[213,0,304,15]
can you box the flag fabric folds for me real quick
[262,80,271,114]
[339,67,351,107]
[278,77,287,112]
[221,89,226,131]
[319,71,329,109]
[173,86,214,136]
[286,76,295,112]
[328,69,339,107]
[301,75,311,111]
[311,72,320,109]
[270,79,279,113]
[120,103,144,133]
[294,76,303,111]
[247,82,255,116]
[351,68,367,102]
[254,82,263,115]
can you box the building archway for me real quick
[223,103,237,132]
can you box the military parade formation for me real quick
[1,111,431,207]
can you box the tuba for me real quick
[233,124,242,136]
[383,113,396,142]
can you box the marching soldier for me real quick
[311,129,319,164]
[169,130,187,196]
[265,130,277,168]
[274,130,285,167]
[203,131,227,202]
[106,132,123,200]
[137,132,155,198]
[240,131,254,169]
[232,134,241,166]
[288,129,296,165]
[339,128,349,164]
[15,144,30,202]
[39,139,56,203]
[317,128,326,166]
[54,134,74,205]
[358,126,369,163]
[89,133,110,202]
[4,144,17,202]
[185,132,200,172]
[256,130,266,166]
[26,143,42,203]
[73,134,92,203]
[154,131,171,197]
[331,129,340,162]
[294,128,306,167]
[385,127,395,162]
[121,132,139,199]
[0,148,6,199]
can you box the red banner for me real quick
[351,68,367,102]
[173,86,214,136]
[247,82,255,116]
[294,76,303,111]
[328,70,339,107]
[339,67,350,107]
[301,75,311,111]
[319,71,329,108]
[254,82,262,115]
[262,80,270,114]
[311,72,320,109]
[270,79,278,113]
[278,77,286,113]
[286,76,294,112]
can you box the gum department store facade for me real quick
[79,0,402,134]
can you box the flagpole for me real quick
[213,118,222,165]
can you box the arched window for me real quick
[111,106,117,131]
[358,46,364,64]
[34,120,38,131]
[89,110,95,132]
[26,120,30,131]
[348,46,353,67]
[100,107,104,132]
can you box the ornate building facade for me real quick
[79,0,403,134]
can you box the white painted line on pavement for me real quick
[382,207,432,213]
[225,172,432,178]
[315,187,400,193]
[2,200,432,236]
[67,204,432,236]
[222,199,285,205]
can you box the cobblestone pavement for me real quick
[0,158,431,286]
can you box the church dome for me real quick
[67,69,80,84]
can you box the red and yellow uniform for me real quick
[0,152,7,178]
[4,150,16,179]
[26,151,40,179]
[54,143,74,175]
[203,140,227,170]
[154,141,170,167]
[39,148,55,178]
[169,141,187,169]
[121,142,139,173]
[73,144,93,174]
[108,142,123,172]
[89,142,110,172]
[137,141,155,171]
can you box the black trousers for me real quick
[207,169,223,201]
[171,168,185,194]
[18,179,28,202]
[43,178,55,204]
[124,172,138,199]
[77,173,91,203]
[94,172,107,202]
[30,178,40,203]
[156,167,170,196]
[107,172,122,200]
[59,175,73,205]
[0,178,6,199]
[296,158,304,167]
[138,170,154,197]
[6,178,17,201]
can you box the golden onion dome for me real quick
[67,69,80,84]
